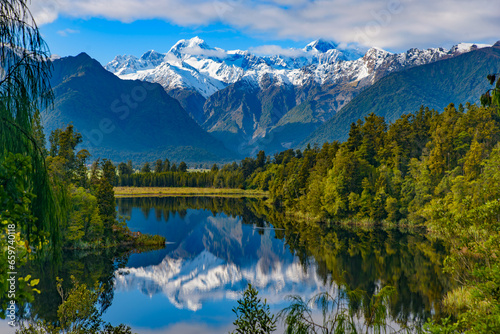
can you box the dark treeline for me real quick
[115,151,267,188]
[253,103,499,223]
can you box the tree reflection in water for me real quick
[14,197,451,330]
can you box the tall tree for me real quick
[0,0,60,246]
[178,161,188,173]
[481,73,500,109]
[141,162,151,173]
[163,158,170,172]
[95,160,116,239]
[154,159,163,173]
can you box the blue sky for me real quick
[38,17,307,65]
[30,0,500,65]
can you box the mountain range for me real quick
[41,38,499,163]
[105,37,492,156]
[305,41,500,146]
[42,52,236,163]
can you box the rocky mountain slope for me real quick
[304,43,500,146]
[106,38,489,155]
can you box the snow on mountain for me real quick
[114,249,328,311]
[105,37,491,98]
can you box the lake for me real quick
[6,197,452,333]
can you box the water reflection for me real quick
[113,214,328,312]
[104,197,451,332]
[8,197,451,333]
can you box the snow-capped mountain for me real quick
[114,249,328,311]
[104,38,491,157]
[112,213,330,312]
[105,37,489,98]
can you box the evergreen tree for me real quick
[178,161,188,172]
[95,160,116,240]
[163,158,170,172]
[256,150,266,169]
[141,162,151,173]
[154,159,163,173]
[231,284,276,334]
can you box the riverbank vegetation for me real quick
[45,124,165,249]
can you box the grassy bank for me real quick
[114,186,268,198]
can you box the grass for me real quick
[114,187,268,198]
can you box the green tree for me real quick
[232,284,277,334]
[154,159,163,173]
[141,162,151,173]
[66,186,103,244]
[0,0,61,248]
[256,150,266,169]
[178,161,188,172]
[117,162,132,178]
[17,277,132,334]
[47,125,90,186]
[0,154,43,314]
[481,73,500,109]
[163,158,170,172]
[31,110,47,156]
[95,160,117,240]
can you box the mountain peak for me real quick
[449,42,491,54]
[188,36,207,47]
[364,47,391,58]
[304,39,338,53]
[170,36,211,53]
[140,50,164,62]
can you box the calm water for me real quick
[6,197,452,333]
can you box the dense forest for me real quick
[119,99,500,332]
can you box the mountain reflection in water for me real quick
[10,197,451,333]
[102,197,451,332]
[113,213,328,312]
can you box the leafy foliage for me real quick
[16,276,133,334]
[0,0,61,249]
[278,285,416,334]
[231,283,277,334]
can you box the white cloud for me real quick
[250,45,307,57]
[29,0,500,50]
[57,28,80,36]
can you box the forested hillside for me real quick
[43,53,236,164]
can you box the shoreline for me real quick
[113,186,268,198]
